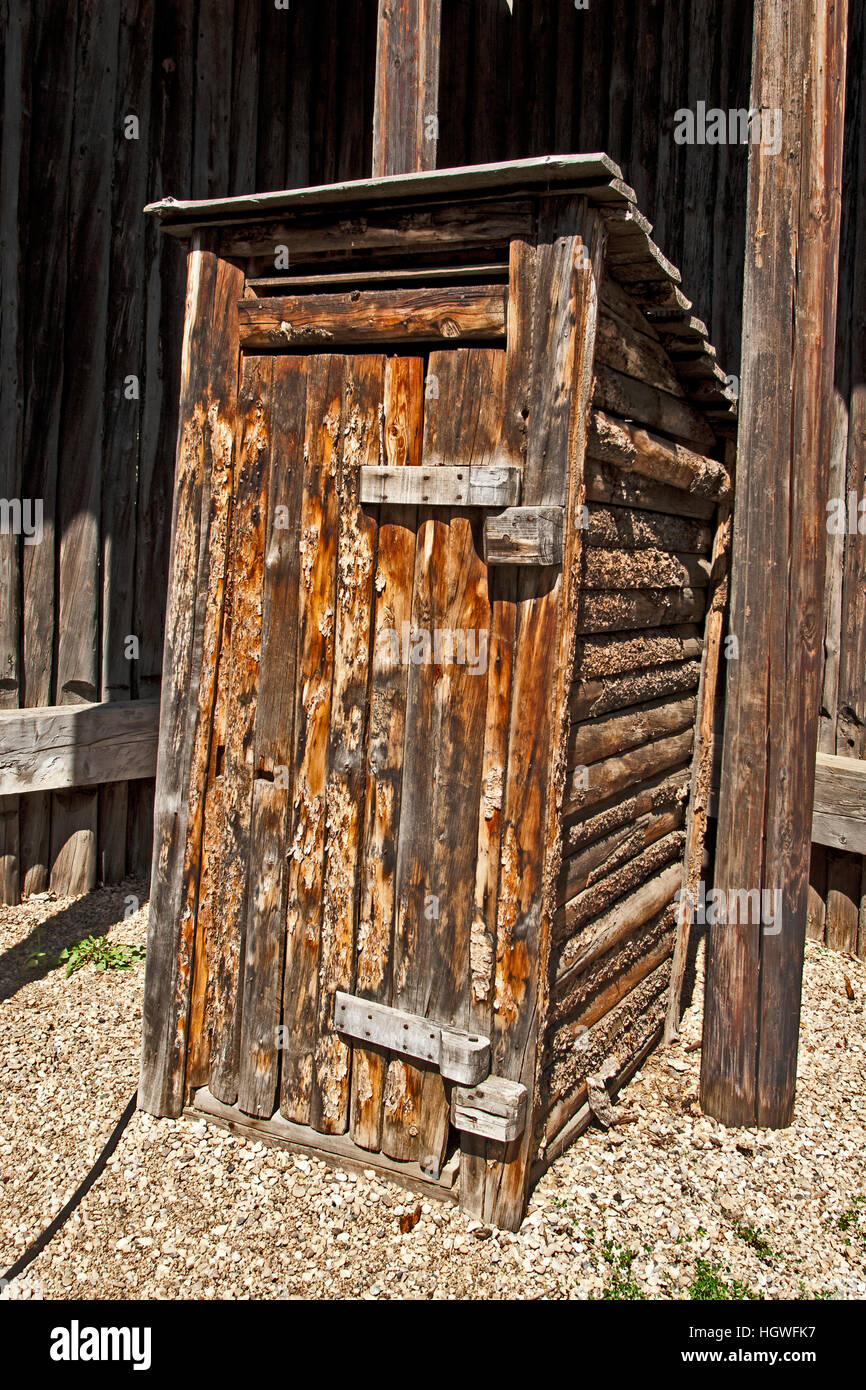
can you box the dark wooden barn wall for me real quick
[437,0,754,375]
[1,0,861,912]
[0,0,379,900]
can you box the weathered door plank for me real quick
[139,241,244,1116]
[311,354,384,1134]
[279,355,344,1124]
[209,354,273,1105]
[236,355,308,1117]
[350,356,424,1152]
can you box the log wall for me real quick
[537,270,728,1161]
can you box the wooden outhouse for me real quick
[139,155,735,1231]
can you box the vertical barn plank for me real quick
[372,0,441,176]
[311,354,384,1134]
[351,355,423,1152]
[652,0,687,271]
[193,0,233,200]
[256,0,289,191]
[312,0,339,187]
[208,355,273,1105]
[51,0,121,896]
[99,0,155,884]
[236,356,307,1118]
[139,241,243,1117]
[19,1,77,895]
[279,355,344,1125]
[285,2,313,188]
[229,0,259,195]
[0,0,29,901]
[704,0,847,1128]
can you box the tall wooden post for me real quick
[372,0,441,177]
[702,0,848,1126]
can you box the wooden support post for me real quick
[372,0,441,177]
[702,0,847,1126]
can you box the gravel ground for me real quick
[1,882,864,1300]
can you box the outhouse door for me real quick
[197,342,531,1178]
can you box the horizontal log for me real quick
[557,802,686,904]
[583,547,711,590]
[218,201,535,261]
[574,624,703,680]
[557,829,685,937]
[482,506,563,565]
[536,1017,664,1174]
[570,657,702,721]
[563,727,694,816]
[562,767,690,858]
[594,310,685,397]
[585,457,716,520]
[583,503,712,554]
[593,366,716,450]
[238,286,506,347]
[589,410,730,497]
[359,464,520,508]
[568,693,696,768]
[0,701,160,795]
[577,587,706,634]
[556,862,683,982]
[538,960,671,1148]
[550,929,675,1046]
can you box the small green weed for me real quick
[733,1222,774,1262]
[599,1240,646,1300]
[836,1195,866,1243]
[688,1258,760,1301]
[56,935,145,977]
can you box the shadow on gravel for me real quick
[0,880,148,1003]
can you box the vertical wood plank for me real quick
[350,355,423,1152]
[460,236,530,1214]
[19,1,77,895]
[482,202,601,1230]
[0,0,30,902]
[236,355,307,1117]
[704,0,848,1128]
[383,384,450,1164]
[311,354,384,1134]
[99,0,155,885]
[279,355,344,1125]
[415,347,504,1178]
[139,241,243,1117]
[51,0,121,896]
[372,0,441,176]
[208,354,273,1105]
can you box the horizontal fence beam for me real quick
[0,700,159,796]
[1,706,865,856]
[709,746,866,855]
